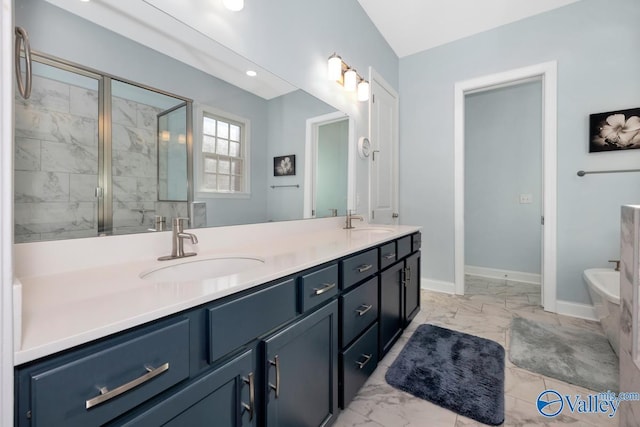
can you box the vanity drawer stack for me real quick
[338,250,380,409]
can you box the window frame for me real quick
[194,104,251,199]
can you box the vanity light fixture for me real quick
[327,53,369,102]
[357,79,370,102]
[343,68,357,92]
[223,0,244,11]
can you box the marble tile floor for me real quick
[333,275,619,427]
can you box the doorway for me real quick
[303,111,355,219]
[453,62,558,312]
[465,79,542,290]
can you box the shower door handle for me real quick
[14,27,32,99]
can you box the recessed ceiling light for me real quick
[223,0,244,11]
[246,70,257,77]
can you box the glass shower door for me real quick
[110,80,188,235]
[14,58,101,242]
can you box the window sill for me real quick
[196,191,251,200]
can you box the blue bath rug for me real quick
[385,324,505,425]
[509,317,618,393]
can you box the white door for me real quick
[369,69,399,224]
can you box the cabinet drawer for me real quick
[299,264,339,312]
[397,235,412,259]
[379,242,397,270]
[208,279,296,363]
[341,276,378,347]
[412,232,422,251]
[341,248,378,291]
[28,319,190,427]
[340,322,378,409]
[113,349,254,427]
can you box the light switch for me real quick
[519,194,533,204]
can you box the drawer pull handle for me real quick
[242,372,255,421]
[357,264,373,273]
[355,304,373,316]
[313,282,336,295]
[85,362,169,410]
[383,253,396,260]
[269,355,280,398]
[355,353,373,369]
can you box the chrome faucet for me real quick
[158,218,198,261]
[344,210,364,229]
[608,259,620,271]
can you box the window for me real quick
[197,108,250,196]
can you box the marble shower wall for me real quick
[14,74,99,242]
[111,95,162,235]
[14,73,188,241]
[619,205,640,426]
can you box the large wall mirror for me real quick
[14,0,355,242]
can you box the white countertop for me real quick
[15,222,420,365]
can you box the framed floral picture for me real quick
[589,107,640,152]
[274,155,296,176]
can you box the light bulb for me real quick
[327,54,342,81]
[344,68,357,92]
[223,0,244,11]
[357,79,370,102]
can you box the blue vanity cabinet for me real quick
[263,301,339,427]
[379,232,421,357]
[379,261,405,357]
[110,349,255,427]
[15,233,422,427]
[404,251,421,326]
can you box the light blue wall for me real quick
[465,81,542,274]
[266,90,336,221]
[206,0,399,213]
[400,0,640,303]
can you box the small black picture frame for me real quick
[589,107,640,152]
[274,155,296,176]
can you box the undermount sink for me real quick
[140,257,265,282]
[349,227,394,234]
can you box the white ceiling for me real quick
[357,0,582,58]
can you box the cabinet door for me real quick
[404,252,421,326]
[380,262,404,357]
[115,349,255,427]
[263,301,338,427]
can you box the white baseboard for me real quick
[465,265,541,285]
[421,277,456,294]
[556,300,597,321]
